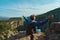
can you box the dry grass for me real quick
[19,32,45,40]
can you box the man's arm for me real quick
[36,15,53,26]
[37,18,48,26]
[23,16,31,23]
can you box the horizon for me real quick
[0,0,60,17]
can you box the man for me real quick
[23,15,52,40]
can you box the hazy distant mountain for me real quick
[0,16,9,20]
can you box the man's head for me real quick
[30,15,36,20]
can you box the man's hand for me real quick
[47,15,54,20]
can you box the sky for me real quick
[0,0,60,17]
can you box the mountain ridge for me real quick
[36,7,60,22]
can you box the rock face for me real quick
[44,22,60,40]
[48,34,60,40]
[5,22,60,40]
[0,18,24,40]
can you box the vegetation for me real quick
[0,24,10,33]
[0,17,22,40]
